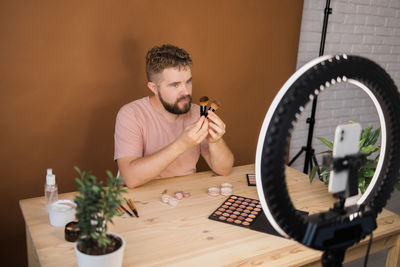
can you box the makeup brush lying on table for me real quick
[205,100,221,117]
[199,96,209,117]
[125,197,139,217]
[119,204,133,217]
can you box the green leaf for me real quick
[369,128,380,146]
[74,166,81,174]
[361,160,378,170]
[359,178,367,194]
[361,126,372,142]
[317,150,332,155]
[317,137,333,150]
[360,169,375,178]
[309,166,319,183]
[360,145,380,156]
[359,136,366,149]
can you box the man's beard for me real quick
[159,93,192,115]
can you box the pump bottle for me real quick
[45,168,58,210]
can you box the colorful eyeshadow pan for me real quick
[208,195,263,230]
[209,195,309,236]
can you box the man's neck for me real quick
[149,95,179,122]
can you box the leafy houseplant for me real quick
[309,125,400,193]
[74,167,126,256]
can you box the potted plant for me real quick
[73,167,127,267]
[309,125,400,193]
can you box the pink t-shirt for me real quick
[114,96,209,178]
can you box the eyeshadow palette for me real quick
[209,195,308,237]
[246,173,256,186]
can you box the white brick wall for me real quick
[289,0,400,172]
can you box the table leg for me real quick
[26,224,41,267]
[386,234,400,267]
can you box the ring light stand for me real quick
[255,55,400,266]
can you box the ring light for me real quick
[255,55,400,256]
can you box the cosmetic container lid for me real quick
[208,187,220,197]
[161,194,170,203]
[220,187,233,196]
[65,221,80,242]
[46,169,56,185]
[168,197,179,206]
[220,182,233,188]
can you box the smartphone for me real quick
[328,123,362,194]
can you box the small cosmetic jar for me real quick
[168,197,179,206]
[65,221,80,242]
[174,191,184,200]
[48,199,76,227]
[220,183,233,196]
[208,187,220,197]
[220,187,233,196]
[220,182,233,188]
[161,194,170,203]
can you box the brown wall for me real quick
[0,1,303,265]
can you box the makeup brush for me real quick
[128,198,139,217]
[206,100,221,117]
[119,204,133,217]
[199,96,209,116]
[125,197,139,217]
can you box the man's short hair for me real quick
[145,44,193,82]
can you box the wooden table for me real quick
[20,164,400,266]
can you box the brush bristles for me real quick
[210,100,220,111]
[199,96,209,106]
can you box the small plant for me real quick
[74,167,126,255]
[309,125,400,193]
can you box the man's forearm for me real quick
[208,139,234,176]
[119,141,186,188]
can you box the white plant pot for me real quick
[74,233,125,267]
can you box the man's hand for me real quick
[176,116,209,150]
[206,110,226,143]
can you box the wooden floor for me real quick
[345,190,400,267]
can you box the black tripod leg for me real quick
[289,147,306,166]
[312,153,322,181]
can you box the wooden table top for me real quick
[20,164,400,267]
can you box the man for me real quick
[114,44,234,188]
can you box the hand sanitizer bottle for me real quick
[45,168,58,210]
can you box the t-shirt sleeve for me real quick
[114,105,143,160]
